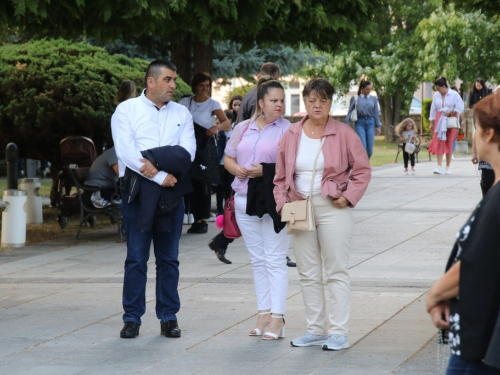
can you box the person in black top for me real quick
[426,91,500,374]
[470,78,494,196]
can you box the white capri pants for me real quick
[235,194,290,314]
[291,195,354,336]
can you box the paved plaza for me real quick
[0,156,481,374]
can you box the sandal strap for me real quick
[271,315,284,319]
[258,311,271,315]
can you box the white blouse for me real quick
[178,96,222,129]
[294,130,324,197]
[429,89,464,121]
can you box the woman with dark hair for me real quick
[470,78,494,195]
[114,80,137,105]
[469,78,491,109]
[427,91,500,375]
[225,77,291,340]
[345,77,382,159]
[428,77,464,175]
[179,72,230,233]
[275,78,371,350]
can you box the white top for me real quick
[429,89,464,121]
[111,90,196,185]
[294,130,324,197]
[178,96,222,129]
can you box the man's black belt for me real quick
[358,115,373,119]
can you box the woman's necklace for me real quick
[307,121,326,134]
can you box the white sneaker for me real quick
[411,169,415,175]
[433,167,444,174]
[208,213,216,222]
[183,214,189,225]
[452,154,455,160]
[188,213,195,224]
[445,167,451,175]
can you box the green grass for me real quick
[0,180,52,198]
[370,136,400,167]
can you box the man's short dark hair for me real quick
[145,60,177,86]
[259,62,281,79]
[434,76,448,88]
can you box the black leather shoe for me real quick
[208,239,232,264]
[161,320,181,338]
[286,256,296,267]
[187,221,208,234]
[120,321,140,338]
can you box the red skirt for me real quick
[428,112,458,155]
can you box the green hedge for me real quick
[0,39,191,165]
[421,98,433,133]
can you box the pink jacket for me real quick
[273,116,371,213]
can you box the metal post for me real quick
[6,143,18,190]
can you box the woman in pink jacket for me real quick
[274,79,371,351]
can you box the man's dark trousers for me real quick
[121,192,184,325]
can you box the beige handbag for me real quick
[281,137,326,234]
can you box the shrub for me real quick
[421,98,433,133]
[0,39,191,165]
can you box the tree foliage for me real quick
[449,0,500,17]
[415,7,500,89]
[0,39,191,165]
[3,0,384,53]
[303,0,440,140]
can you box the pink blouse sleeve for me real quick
[225,120,250,158]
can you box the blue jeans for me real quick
[355,117,376,159]
[121,192,184,325]
[446,355,500,375]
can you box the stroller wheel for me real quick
[58,215,68,229]
[88,215,97,228]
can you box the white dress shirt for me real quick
[429,89,464,121]
[111,90,196,185]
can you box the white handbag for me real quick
[281,137,326,234]
[350,95,358,122]
[405,142,416,154]
[446,117,458,129]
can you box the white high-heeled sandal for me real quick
[262,315,285,340]
[249,311,271,336]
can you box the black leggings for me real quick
[402,143,415,168]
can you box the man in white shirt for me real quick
[112,60,195,339]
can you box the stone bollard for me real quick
[20,178,43,224]
[1,190,27,248]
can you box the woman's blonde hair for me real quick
[395,118,416,136]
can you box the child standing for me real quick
[396,118,417,175]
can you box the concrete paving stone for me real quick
[0,157,481,374]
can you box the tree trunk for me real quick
[193,36,213,76]
[170,34,192,83]
[379,92,410,142]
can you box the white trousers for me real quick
[235,194,290,314]
[291,195,354,336]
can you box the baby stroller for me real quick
[56,136,98,228]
